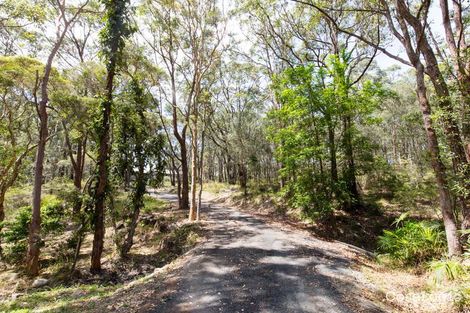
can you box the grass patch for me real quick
[112,191,169,215]
[4,186,32,218]
[454,283,470,311]
[203,181,232,194]
[4,180,77,221]
[0,283,121,313]
[142,195,169,214]
[428,259,468,284]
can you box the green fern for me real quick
[378,219,446,265]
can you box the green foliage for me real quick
[99,0,135,71]
[394,169,438,208]
[111,78,165,254]
[429,259,467,284]
[378,218,446,266]
[1,206,31,243]
[363,157,403,197]
[160,224,202,257]
[1,196,67,262]
[0,56,44,87]
[279,174,333,217]
[268,64,331,215]
[454,284,470,311]
[40,196,66,233]
[142,195,168,214]
[112,78,166,200]
[268,52,387,216]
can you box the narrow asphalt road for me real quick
[151,193,387,313]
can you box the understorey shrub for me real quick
[0,196,67,263]
[378,217,446,266]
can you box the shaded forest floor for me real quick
[0,188,205,312]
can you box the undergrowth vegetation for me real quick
[0,283,121,313]
[378,217,446,266]
[1,195,67,264]
[374,213,470,311]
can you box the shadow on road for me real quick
[152,202,385,313]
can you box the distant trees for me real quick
[205,61,275,192]
[0,57,41,258]
[141,0,225,220]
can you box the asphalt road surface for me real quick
[151,194,386,313]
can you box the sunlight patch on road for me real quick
[202,262,238,275]
[258,255,311,266]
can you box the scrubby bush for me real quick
[40,196,66,233]
[0,196,67,263]
[394,170,438,208]
[378,218,446,266]
[159,224,201,256]
[280,176,333,219]
[1,206,31,243]
[0,206,30,263]
[3,241,28,263]
[142,195,168,214]
[362,157,403,197]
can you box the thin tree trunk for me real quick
[189,124,198,221]
[238,163,247,196]
[342,115,360,211]
[170,160,176,187]
[176,167,182,206]
[415,63,462,256]
[120,159,145,257]
[90,97,112,273]
[218,155,223,183]
[327,117,338,190]
[27,106,48,275]
[0,195,5,258]
[197,125,207,221]
[120,91,148,257]
[64,124,86,214]
[180,146,190,211]
[90,53,116,273]
[70,223,85,275]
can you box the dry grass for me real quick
[361,261,466,313]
